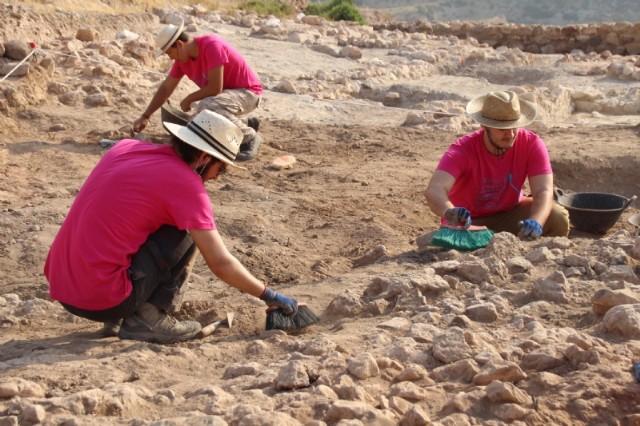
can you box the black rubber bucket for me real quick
[555,189,637,234]
[160,101,189,134]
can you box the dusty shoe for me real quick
[247,116,260,132]
[99,319,122,338]
[235,133,263,162]
[118,303,201,343]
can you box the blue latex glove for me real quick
[519,218,543,240]
[260,287,298,315]
[444,207,472,229]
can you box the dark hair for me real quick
[171,135,221,175]
[170,32,189,48]
[171,135,201,164]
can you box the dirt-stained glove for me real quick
[518,219,543,240]
[444,207,472,229]
[260,287,298,316]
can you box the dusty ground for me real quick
[1,2,640,425]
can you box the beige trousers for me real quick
[471,197,570,237]
[195,89,262,144]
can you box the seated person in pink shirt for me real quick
[426,90,569,239]
[46,111,297,343]
[133,21,263,161]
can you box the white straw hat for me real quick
[466,90,537,129]
[164,110,245,170]
[154,20,184,57]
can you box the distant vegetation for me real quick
[238,0,295,17]
[306,0,367,25]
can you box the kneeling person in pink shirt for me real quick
[133,21,264,161]
[46,111,297,343]
[426,90,569,239]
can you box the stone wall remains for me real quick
[375,21,640,55]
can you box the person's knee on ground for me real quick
[542,203,570,237]
[476,200,570,237]
[471,212,524,235]
[471,199,535,236]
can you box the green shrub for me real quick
[305,0,367,25]
[305,3,323,15]
[239,0,295,18]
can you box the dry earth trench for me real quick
[1,3,640,426]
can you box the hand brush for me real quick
[265,303,320,331]
[430,224,494,251]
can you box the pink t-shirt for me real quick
[45,140,216,310]
[436,128,552,219]
[169,34,263,95]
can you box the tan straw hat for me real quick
[154,20,184,57]
[466,90,537,129]
[164,110,245,170]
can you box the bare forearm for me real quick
[426,170,456,217]
[529,191,553,224]
[527,174,555,225]
[426,187,454,217]
[142,85,173,118]
[208,256,265,298]
[191,228,266,299]
[184,87,221,107]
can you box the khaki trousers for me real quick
[195,88,262,144]
[471,197,570,237]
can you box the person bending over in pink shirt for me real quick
[46,111,297,343]
[133,21,264,161]
[426,90,569,240]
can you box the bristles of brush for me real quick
[431,226,494,251]
[265,305,320,331]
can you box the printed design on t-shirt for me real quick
[475,174,512,212]
[507,173,521,194]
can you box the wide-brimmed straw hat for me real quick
[164,110,245,170]
[466,91,537,129]
[154,20,184,57]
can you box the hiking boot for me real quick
[99,319,122,338]
[118,303,201,343]
[235,133,263,162]
[247,116,260,132]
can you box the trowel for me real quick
[197,312,235,338]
